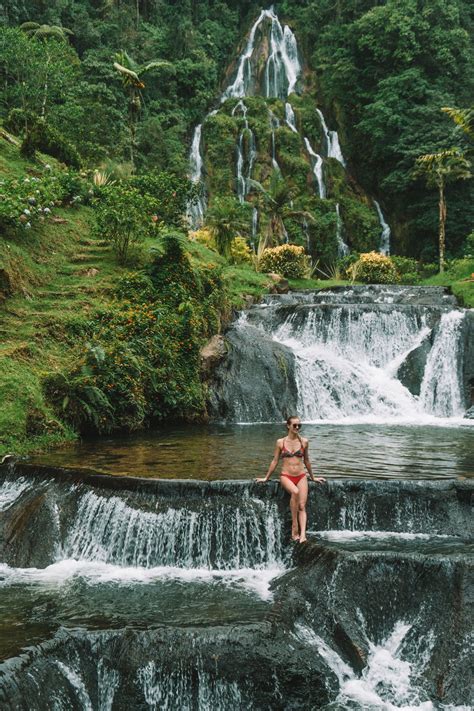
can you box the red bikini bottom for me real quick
[281,473,306,485]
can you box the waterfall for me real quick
[294,621,438,710]
[265,15,301,98]
[232,100,257,202]
[374,199,391,255]
[316,108,346,166]
[64,490,285,570]
[419,311,465,416]
[304,137,326,198]
[285,102,298,133]
[269,109,281,172]
[222,7,300,101]
[187,124,206,228]
[222,287,470,424]
[138,659,243,710]
[252,207,258,247]
[335,203,349,256]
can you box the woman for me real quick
[256,416,325,543]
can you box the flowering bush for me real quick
[189,228,216,251]
[230,236,252,264]
[258,244,307,279]
[349,251,400,284]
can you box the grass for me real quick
[419,258,474,307]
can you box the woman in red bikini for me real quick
[256,416,325,542]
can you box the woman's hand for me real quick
[255,477,269,483]
[310,476,326,483]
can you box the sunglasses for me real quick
[291,423,302,429]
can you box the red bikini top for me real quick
[281,439,305,458]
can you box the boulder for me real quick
[267,272,290,294]
[397,335,432,396]
[200,334,227,377]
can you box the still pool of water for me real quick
[31,422,474,480]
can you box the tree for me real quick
[20,22,73,118]
[205,196,251,258]
[113,51,170,167]
[249,171,315,249]
[414,148,471,272]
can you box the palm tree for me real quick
[441,106,474,143]
[415,148,471,272]
[249,171,315,249]
[113,51,170,167]
[206,196,251,258]
[20,22,73,118]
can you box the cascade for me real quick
[251,206,258,246]
[316,108,346,166]
[210,287,471,424]
[304,137,326,198]
[374,199,391,255]
[265,13,301,98]
[186,124,206,228]
[335,203,349,256]
[269,109,281,172]
[232,100,257,202]
[285,101,298,133]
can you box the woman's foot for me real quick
[291,526,300,541]
[299,535,307,543]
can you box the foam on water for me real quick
[294,621,442,710]
[0,561,282,601]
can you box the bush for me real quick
[190,228,216,251]
[464,231,474,258]
[129,172,192,227]
[391,255,420,284]
[11,110,81,168]
[230,236,252,264]
[93,184,158,264]
[350,251,400,284]
[259,244,308,279]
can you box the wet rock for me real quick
[206,323,298,422]
[460,310,474,408]
[397,335,432,396]
[0,488,55,568]
[463,405,474,419]
[200,334,227,378]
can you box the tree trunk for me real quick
[438,181,446,273]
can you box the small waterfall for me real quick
[335,203,349,256]
[374,199,391,255]
[295,621,437,710]
[64,490,285,570]
[269,109,281,172]
[232,100,257,202]
[285,102,298,133]
[221,9,270,100]
[304,137,326,198]
[316,108,346,166]
[187,124,206,228]
[251,207,259,247]
[138,659,243,711]
[0,476,30,510]
[420,311,465,416]
[55,662,94,711]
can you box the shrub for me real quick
[129,172,192,227]
[391,255,420,284]
[258,244,307,279]
[93,184,158,264]
[230,236,252,264]
[463,231,474,258]
[190,228,216,251]
[11,110,81,168]
[350,251,400,284]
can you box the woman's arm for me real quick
[255,441,281,482]
[304,440,325,483]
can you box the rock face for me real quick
[460,309,474,409]
[206,322,298,422]
[396,334,432,396]
[200,334,227,378]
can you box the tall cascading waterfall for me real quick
[374,199,391,255]
[264,12,301,98]
[304,137,326,198]
[232,100,257,202]
[269,109,281,172]
[209,286,470,424]
[316,108,346,166]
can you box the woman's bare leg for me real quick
[280,476,300,540]
[296,477,309,542]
